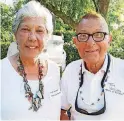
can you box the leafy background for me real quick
[1,0,124,65]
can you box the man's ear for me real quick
[73,36,78,45]
[108,34,112,44]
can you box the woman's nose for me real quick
[28,32,37,42]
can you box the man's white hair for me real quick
[12,0,53,38]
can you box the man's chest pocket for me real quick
[105,82,124,110]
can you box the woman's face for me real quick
[15,17,48,59]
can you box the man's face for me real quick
[73,18,112,65]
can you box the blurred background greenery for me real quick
[1,0,124,65]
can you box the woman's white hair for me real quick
[12,0,53,38]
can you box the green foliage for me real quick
[54,17,79,65]
[64,42,80,65]
[54,17,75,43]
[0,0,27,59]
[109,29,124,59]
[41,0,94,22]
[1,2,14,43]
[38,0,96,28]
[54,17,73,31]
[107,0,124,59]
[1,0,124,63]
[1,42,10,59]
[13,0,28,12]
[0,3,15,59]
[63,31,75,43]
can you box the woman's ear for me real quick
[14,32,19,50]
[14,32,17,40]
[14,32,17,37]
[14,32,19,43]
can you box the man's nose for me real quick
[28,32,37,42]
[87,35,95,45]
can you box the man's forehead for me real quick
[76,18,109,32]
[79,18,107,25]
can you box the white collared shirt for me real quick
[1,58,61,120]
[77,55,108,113]
[61,55,124,120]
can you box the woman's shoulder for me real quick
[1,57,13,75]
[1,57,9,65]
[62,59,82,74]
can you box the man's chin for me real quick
[84,57,99,64]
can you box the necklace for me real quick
[75,54,111,115]
[17,56,44,112]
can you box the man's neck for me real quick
[84,57,105,74]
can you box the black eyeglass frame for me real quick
[76,32,108,42]
[75,85,106,115]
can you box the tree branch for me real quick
[40,0,76,29]
[92,0,99,12]
[97,0,110,18]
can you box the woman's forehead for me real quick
[20,17,46,27]
[22,16,45,23]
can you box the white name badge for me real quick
[49,88,61,99]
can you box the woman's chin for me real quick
[20,53,40,59]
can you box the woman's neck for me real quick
[85,57,105,74]
[19,55,38,67]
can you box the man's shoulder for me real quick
[111,55,124,70]
[111,55,124,65]
[64,59,82,71]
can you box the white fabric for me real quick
[61,55,124,120]
[77,55,108,113]
[1,57,61,120]
[7,42,18,57]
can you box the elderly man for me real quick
[60,11,124,120]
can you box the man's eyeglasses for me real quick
[76,32,108,42]
[75,83,106,115]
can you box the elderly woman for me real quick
[1,1,61,120]
[60,12,124,120]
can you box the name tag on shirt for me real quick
[105,82,124,95]
[49,88,61,99]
